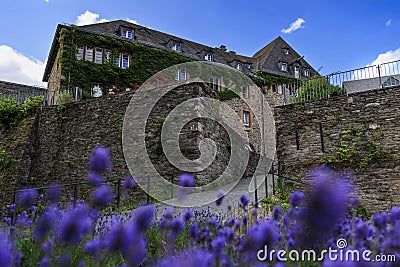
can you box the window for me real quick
[122,53,130,69]
[121,28,133,39]
[304,69,310,77]
[204,53,213,61]
[85,46,93,62]
[236,63,243,71]
[277,84,283,94]
[283,49,289,55]
[76,45,84,60]
[242,85,250,98]
[242,110,251,126]
[115,53,121,67]
[104,50,111,63]
[294,66,300,79]
[172,43,181,52]
[95,48,103,64]
[91,84,103,98]
[175,68,186,81]
[211,77,222,91]
[280,62,287,72]
[247,64,252,69]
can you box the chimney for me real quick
[229,51,236,55]
[219,45,227,52]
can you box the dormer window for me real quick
[280,62,288,72]
[247,64,252,69]
[236,63,243,71]
[304,69,310,77]
[204,53,213,61]
[120,27,133,39]
[172,43,181,52]
[283,48,290,55]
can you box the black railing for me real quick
[279,59,400,104]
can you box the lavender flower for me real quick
[88,171,104,186]
[183,208,193,222]
[289,190,304,207]
[0,235,12,267]
[59,205,92,246]
[240,194,250,209]
[177,173,195,199]
[34,210,56,240]
[18,188,38,208]
[84,239,103,256]
[122,177,136,189]
[133,205,156,233]
[272,205,283,221]
[91,185,114,209]
[216,190,225,206]
[47,182,61,204]
[88,146,112,172]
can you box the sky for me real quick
[1,0,400,87]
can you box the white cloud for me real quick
[126,18,138,24]
[281,18,306,34]
[0,45,47,87]
[369,48,400,66]
[75,11,109,26]
[386,19,392,26]
[44,0,49,2]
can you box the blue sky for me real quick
[1,0,400,86]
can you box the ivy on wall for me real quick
[321,128,392,172]
[251,71,297,88]
[58,28,193,98]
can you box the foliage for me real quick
[321,128,392,172]
[56,92,74,112]
[294,75,345,102]
[2,148,398,267]
[251,71,297,88]
[58,28,193,97]
[0,95,44,125]
[218,89,240,101]
[0,148,9,169]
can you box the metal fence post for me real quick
[73,183,78,208]
[271,164,276,196]
[117,178,121,212]
[11,190,17,226]
[170,176,174,199]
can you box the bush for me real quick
[0,95,44,125]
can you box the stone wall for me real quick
[274,86,400,212]
[0,80,47,103]
[0,82,259,206]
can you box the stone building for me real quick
[0,80,47,103]
[42,20,317,154]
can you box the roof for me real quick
[43,20,317,82]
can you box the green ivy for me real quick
[321,128,392,172]
[218,90,240,101]
[0,95,44,125]
[58,28,193,96]
[0,148,9,170]
[251,71,297,88]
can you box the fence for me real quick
[0,81,47,104]
[281,59,400,104]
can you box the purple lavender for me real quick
[177,173,195,199]
[91,185,114,209]
[18,188,38,208]
[216,190,225,206]
[88,146,112,172]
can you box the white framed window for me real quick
[280,62,287,72]
[122,53,129,69]
[95,48,103,64]
[76,45,84,60]
[236,63,243,71]
[277,84,283,94]
[283,49,289,55]
[304,69,310,77]
[247,64,252,69]
[242,110,251,126]
[211,76,222,91]
[172,43,181,52]
[91,84,103,98]
[204,53,213,61]
[175,68,186,81]
[294,66,300,79]
[104,50,111,63]
[85,46,93,62]
[121,28,133,39]
[115,53,121,67]
[242,85,250,98]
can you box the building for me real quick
[0,80,47,104]
[42,20,317,106]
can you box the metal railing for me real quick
[280,59,400,104]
